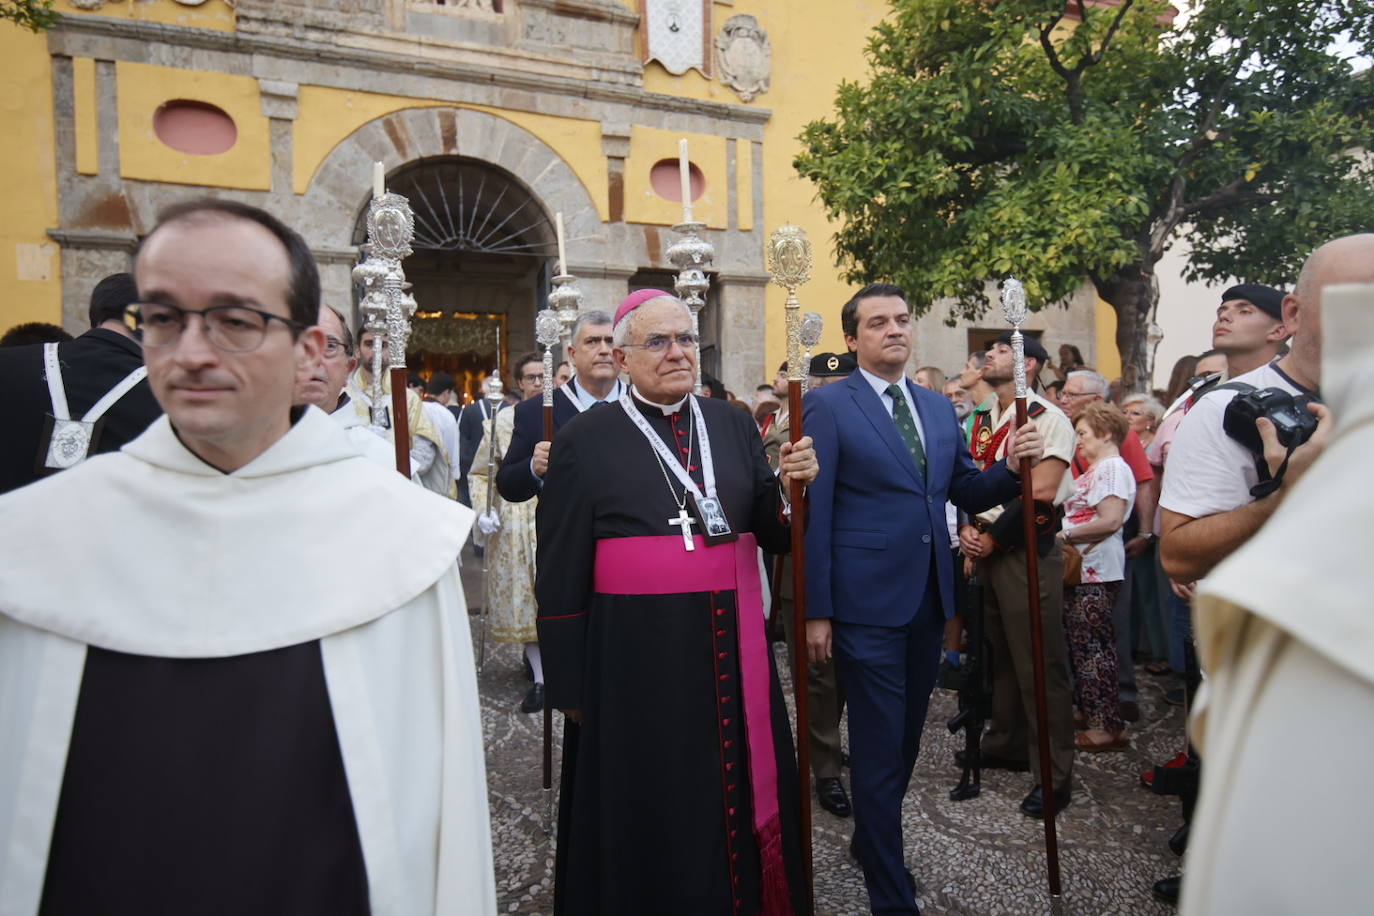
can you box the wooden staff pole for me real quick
[767,222,815,915]
[787,379,814,916]
[1002,278,1063,911]
[390,368,411,478]
[1016,392,1062,903]
[535,307,563,837]
[542,400,554,811]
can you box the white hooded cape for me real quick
[0,406,494,916]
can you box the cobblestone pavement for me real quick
[465,552,1186,915]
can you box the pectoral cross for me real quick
[668,507,698,551]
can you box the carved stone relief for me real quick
[714,14,770,102]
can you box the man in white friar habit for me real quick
[0,198,495,916]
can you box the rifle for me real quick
[941,523,993,801]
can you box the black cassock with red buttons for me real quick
[536,392,805,916]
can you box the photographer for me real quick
[1174,242,1374,913]
[1160,277,1333,583]
[1154,237,1373,908]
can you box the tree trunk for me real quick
[1092,263,1156,395]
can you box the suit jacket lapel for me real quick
[848,374,923,487]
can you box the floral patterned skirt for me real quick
[1064,581,1123,732]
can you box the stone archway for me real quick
[297,106,607,327]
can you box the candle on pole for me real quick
[678,138,694,224]
[372,161,384,199]
[555,212,567,277]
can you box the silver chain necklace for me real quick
[648,407,696,509]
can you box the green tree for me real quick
[796,0,1374,387]
[2,0,59,31]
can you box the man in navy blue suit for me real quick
[803,283,1045,915]
[495,310,622,505]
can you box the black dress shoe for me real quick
[816,777,852,817]
[1168,822,1189,857]
[1020,783,1072,818]
[1152,874,1181,904]
[847,836,918,896]
[954,749,1030,772]
[520,682,544,713]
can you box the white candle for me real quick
[373,161,384,199]
[555,212,567,276]
[678,139,694,223]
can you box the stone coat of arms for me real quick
[714,14,771,102]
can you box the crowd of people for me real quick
[0,194,1369,916]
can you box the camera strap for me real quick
[1250,445,1294,498]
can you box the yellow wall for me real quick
[622,127,728,229]
[54,0,235,31]
[117,62,271,190]
[0,24,61,329]
[1094,297,1123,379]
[638,0,893,380]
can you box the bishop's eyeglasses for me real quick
[621,332,699,354]
[126,302,302,353]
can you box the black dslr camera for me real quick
[1222,386,1318,455]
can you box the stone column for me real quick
[259,80,299,197]
[47,230,138,332]
[714,273,769,395]
[601,122,631,224]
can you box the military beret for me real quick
[992,332,1050,366]
[808,351,856,377]
[1221,283,1286,320]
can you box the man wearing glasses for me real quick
[0,199,495,914]
[535,289,819,914]
[293,303,395,469]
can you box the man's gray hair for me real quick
[571,310,613,343]
[612,295,691,349]
[1066,369,1110,399]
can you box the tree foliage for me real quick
[1,0,60,32]
[796,0,1374,385]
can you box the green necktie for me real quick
[887,383,926,477]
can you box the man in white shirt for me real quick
[1166,238,1374,912]
[1159,266,1352,582]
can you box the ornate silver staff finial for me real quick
[536,308,563,409]
[1000,277,1029,399]
[353,191,418,425]
[766,224,814,384]
[799,311,824,393]
[482,372,504,404]
[548,276,583,355]
[666,218,716,394]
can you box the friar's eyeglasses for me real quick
[126,302,302,353]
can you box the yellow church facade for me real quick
[0,0,1113,395]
